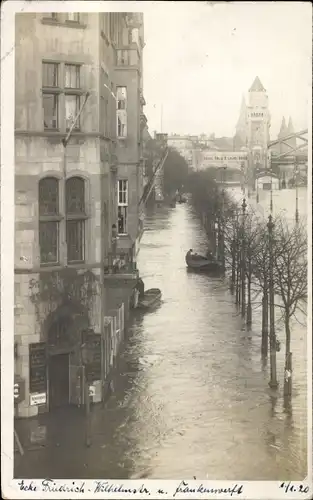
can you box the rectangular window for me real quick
[118,180,128,234]
[131,28,139,45]
[117,50,129,66]
[118,206,127,235]
[66,13,80,22]
[39,221,59,264]
[65,64,80,88]
[65,95,80,130]
[117,115,127,138]
[43,94,58,129]
[118,180,128,205]
[117,87,127,110]
[116,87,127,138]
[66,220,84,263]
[42,62,58,87]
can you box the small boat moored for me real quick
[185,249,222,273]
[137,288,162,310]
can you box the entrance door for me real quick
[48,353,69,409]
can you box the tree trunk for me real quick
[235,249,241,305]
[284,313,292,398]
[261,285,268,358]
[230,241,236,294]
[246,274,252,328]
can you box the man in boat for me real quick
[186,249,200,259]
[206,248,214,261]
[135,277,145,300]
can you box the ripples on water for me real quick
[108,203,307,480]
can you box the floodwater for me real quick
[15,199,308,480]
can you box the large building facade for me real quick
[14,12,146,418]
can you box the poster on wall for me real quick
[29,342,47,395]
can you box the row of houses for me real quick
[14,12,149,418]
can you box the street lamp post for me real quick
[241,198,247,318]
[270,172,273,213]
[295,160,299,224]
[220,165,227,272]
[267,215,278,389]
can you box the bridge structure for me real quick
[266,128,308,186]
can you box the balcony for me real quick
[103,248,138,286]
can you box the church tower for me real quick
[246,76,271,172]
[287,117,296,151]
[234,95,247,150]
[277,116,290,155]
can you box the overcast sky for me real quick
[143,2,311,139]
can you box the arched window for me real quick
[39,177,59,215]
[65,177,86,263]
[39,177,60,264]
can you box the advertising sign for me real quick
[29,392,47,406]
[29,342,47,394]
[199,151,248,171]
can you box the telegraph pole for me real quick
[241,198,247,318]
[261,273,269,358]
[267,214,278,389]
[295,158,299,224]
[220,166,227,272]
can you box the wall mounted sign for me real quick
[29,392,47,406]
[81,330,102,383]
[29,342,47,394]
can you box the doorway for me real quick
[48,353,69,409]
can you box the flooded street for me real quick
[117,202,307,480]
[15,201,307,481]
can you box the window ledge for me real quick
[39,262,60,268]
[15,130,115,142]
[41,19,87,29]
[42,87,63,93]
[64,89,85,95]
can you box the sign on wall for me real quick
[29,342,47,394]
[29,392,47,406]
[199,151,248,171]
[81,330,102,383]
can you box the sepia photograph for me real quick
[1,0,312,497]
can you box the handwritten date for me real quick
[280,482,310,494]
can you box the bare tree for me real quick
[272,219,308,397]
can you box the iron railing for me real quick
[103,249,137,275]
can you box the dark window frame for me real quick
[64,63,80,89]
[117,179,128,235]
[42,62,59,88]
[42,61,82,131]
[43,93,59,130]
[38,177,61,265]
[65,177,87,264]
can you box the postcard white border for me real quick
[1,1,312,499]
